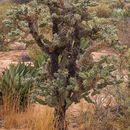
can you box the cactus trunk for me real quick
[54,106,67,130]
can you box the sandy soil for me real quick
[0,50,30,75]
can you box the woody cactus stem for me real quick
[54,106,67,130]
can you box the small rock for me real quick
[20,53,31,62]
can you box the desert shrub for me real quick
[81,83,130,130]
[110,0,125,9]
[106,85,130,130]
[125,3,130,14]
[0,2,13,51]
[88,4,112,18]
[117,18,130,47]
[0,63,37,111]
[112,8,128,18]
[96,4,112,18]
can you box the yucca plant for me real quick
[0,63,37,111]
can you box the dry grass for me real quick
[1,92,130,130]
[96,4,112,18]
[117,19,130,47]
[1,95,55,130]
[88,3,112,18]
[1,96,96,130]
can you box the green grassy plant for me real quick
[0,63,37,111]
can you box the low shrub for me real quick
[0,2,14,51]
[0,63,37,111]
[112,8,128,18]
[96,4,112,18]
[88,4,112,18]
[110,0,125,9]
[81,85,130,130]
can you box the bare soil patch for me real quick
[0,50,30,75]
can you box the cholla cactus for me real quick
[4,0,128,130]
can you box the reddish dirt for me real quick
[0,50,29,75]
